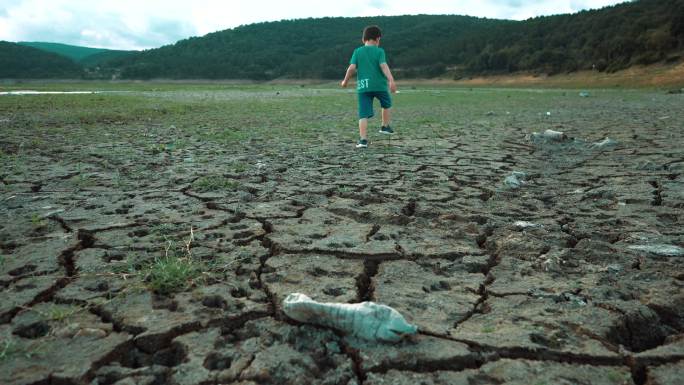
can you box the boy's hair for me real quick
[363,25,382,41]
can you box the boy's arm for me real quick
[380,63,397,93]
[340,64,356,88]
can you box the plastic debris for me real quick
[504,171,527,189]
[627,244,684,257]
[529,129,568,143]
[513,221,542,230]
[590,137,618,150]
[579,91,590,97]
[283,293,418,342]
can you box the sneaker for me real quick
[356,138,368,148]
[379,125,394,135]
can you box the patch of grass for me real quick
[337,185,351,194]
[30,213,47,229]
[231,161,248,173]
[147,253,202,295]
[480,325,495,333]
[144,229,205,295]
[193,176,239,192]
[34,305,82,323]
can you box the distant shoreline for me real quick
[1,62,682,89]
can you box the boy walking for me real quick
[341,25,397,148]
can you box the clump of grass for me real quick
[147,254,202,295]
[30,213,47,229]
[145,228,204,295]
[193,176,239,192]
[231,162,248,173]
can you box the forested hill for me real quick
[2,0,683,80]
[18,42,110,62]
[0,41,82,78]
[108,0,684,80]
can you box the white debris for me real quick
[579,91,590,97]
[627,244,684,257]
[504,171,527,189]
[529,129,568,143]
[513,221,543,229]
[283,293,417,342]
[590,137,618,150]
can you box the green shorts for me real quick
[358,91,392,119]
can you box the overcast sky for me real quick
[0,0,629,50]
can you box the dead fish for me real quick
[283,293,417,342]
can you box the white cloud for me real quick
[0,0,628,50]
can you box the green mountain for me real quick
[0,41,82,78]
[18,41,135,68]
[79,49,136,67]
[18,41,109,62]
[108,0,684,80]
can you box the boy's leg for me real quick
[378,92,394,134]
[381,107,391,127]
[359,118,368,140]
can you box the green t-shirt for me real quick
[350,45,388,93]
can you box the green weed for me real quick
[145,229,204,295]
[337,185,351,194]
[231,162,248,173]
[193,176,239,192]
[147,254,202,295]
[30,213,47,229]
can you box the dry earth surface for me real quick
[0,84,683,384]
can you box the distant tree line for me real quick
[0,42,82,78]
[2,0,683,79]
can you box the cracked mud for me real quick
[1,86,683,384]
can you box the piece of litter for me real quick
[513,221,542,229]
[530,129,568,143]
[579,91,590,97]
[590,137,618,150]
[504,171,527,189]
[283,293,417,342]
[627,244,684,257]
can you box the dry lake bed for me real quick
[1,84,682,384]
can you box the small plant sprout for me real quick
[146,226,205,295]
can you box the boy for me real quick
[341,25,397,148]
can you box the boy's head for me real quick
[362,25,382,42]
